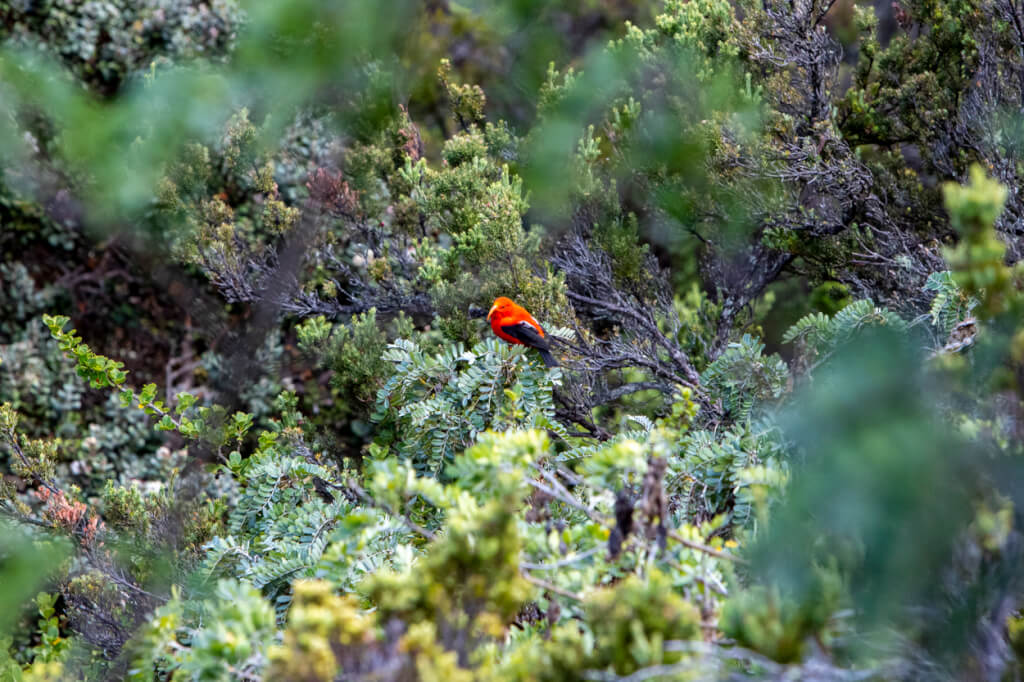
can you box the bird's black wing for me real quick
[500,321,550,351]
[501,321,558,367]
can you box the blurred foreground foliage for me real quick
[2,0,1024,680]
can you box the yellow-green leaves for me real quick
[942,164,1013,317]
[438,58,486,128]
[267,580,373,682]
[943,164,1009,236]
[42,315,253,446]
[43,314,128,389]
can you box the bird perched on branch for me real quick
[485,296,559,367]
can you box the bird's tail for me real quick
[537,348,559,368]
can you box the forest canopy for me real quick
[2,0,1024,679]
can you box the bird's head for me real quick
[487,296,515,321]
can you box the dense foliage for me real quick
[2,0,1024,679]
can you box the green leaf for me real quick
[42,314,69,335]
[175,392,197,414]
[139,383,158,406]
[179,418,200,439]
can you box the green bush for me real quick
[2,0,1024,680]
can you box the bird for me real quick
[486,296,559,367]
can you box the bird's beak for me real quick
[487,302,498,321]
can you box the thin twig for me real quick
[526,479,602,524]
[521,572,584,602]
[520,548,599,571]
[667,529,745,564]
[527,468,743,563]
[343,479,436,541]
[3,426,62,496]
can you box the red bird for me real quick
[487,297,559,367]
